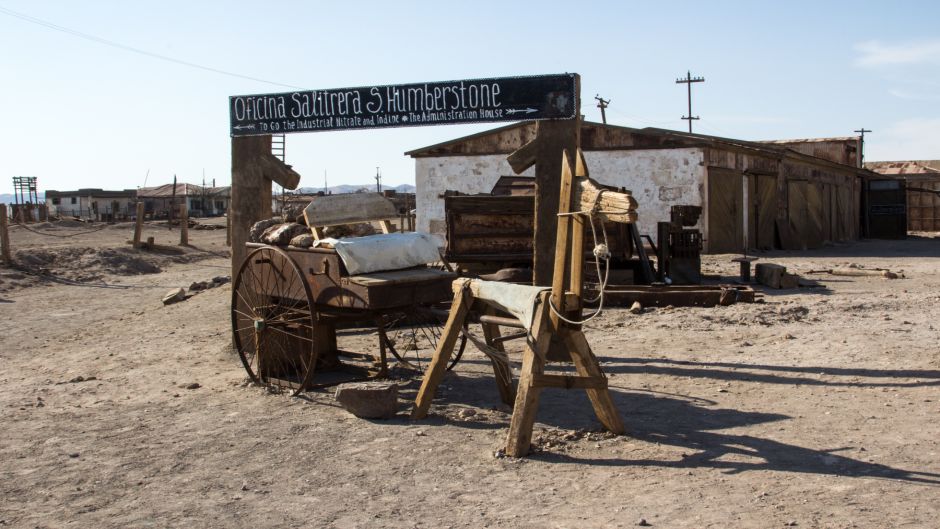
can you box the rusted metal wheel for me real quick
[232,245,318,395]
[380,305,467,371]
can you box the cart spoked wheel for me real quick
[380,305,467,371]
[232,245,318,395]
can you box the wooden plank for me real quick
[379,219,394,234]
[530,373,607,390]
[410,284,474,419]
[563,330,625,435]
[598,286,757,307]
[347,268,456,287]
[550,149,576,320]
[0,204,10,264]
[303,193,398,228]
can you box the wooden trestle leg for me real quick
[505,292,553,457]
[410,283,473,419]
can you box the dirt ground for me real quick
[1,219,938,528]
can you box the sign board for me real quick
[229,73,577,136]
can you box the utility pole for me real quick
[595,94,610,124]
[676,71,705,133]
[323,170,328,194]
[375,167,382,194]
[854,128,872,168]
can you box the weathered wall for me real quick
[415,148,705,242]
[415,155,535,235]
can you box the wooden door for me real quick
[748,173,777,250]
[707,169,743,253]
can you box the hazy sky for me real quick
[1,0,938,193]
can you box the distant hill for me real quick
[294,184,415,195]
[0,192,44,204]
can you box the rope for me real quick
[547,191,614,325]
[13,222,110,238]
[459,326,514,388]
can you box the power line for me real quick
[0,6,304,90]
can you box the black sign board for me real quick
[229,73,577,136]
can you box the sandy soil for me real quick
[1,220,939,528]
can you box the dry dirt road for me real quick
[1,221,938,528]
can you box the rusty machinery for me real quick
[656,205,703,285]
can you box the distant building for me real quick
[45,188,138,220]
[865,160,940,232]
[137,184,230,218]
[407,122,882,253]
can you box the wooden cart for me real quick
[231,242,466,393]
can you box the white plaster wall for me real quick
[414,148,704,243]
[414,155,534,235]
[583,148,705,243]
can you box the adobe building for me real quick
[407,122,881,253]
[45,188,138,220]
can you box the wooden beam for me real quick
[563,330,626,435]
[507,138,538,174]
[532,115,581,286]
[550,149,576,321]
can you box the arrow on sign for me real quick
[233,124,257,131]
[505,107,538,115]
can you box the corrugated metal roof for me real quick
[865,160,940,175]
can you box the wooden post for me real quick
[132,202,144,249]
[179,203,189,245]
[225,202,232,247]
[230,135,300,279]
[0,204,11,265]
[168,175,177,230]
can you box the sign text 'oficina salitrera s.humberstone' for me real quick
[229,73,578,136]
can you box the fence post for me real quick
[1,204,11,265]
[180,203,189,245]
[133,202,145,249]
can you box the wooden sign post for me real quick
[230,135,300,278]
[229,74,577,278]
